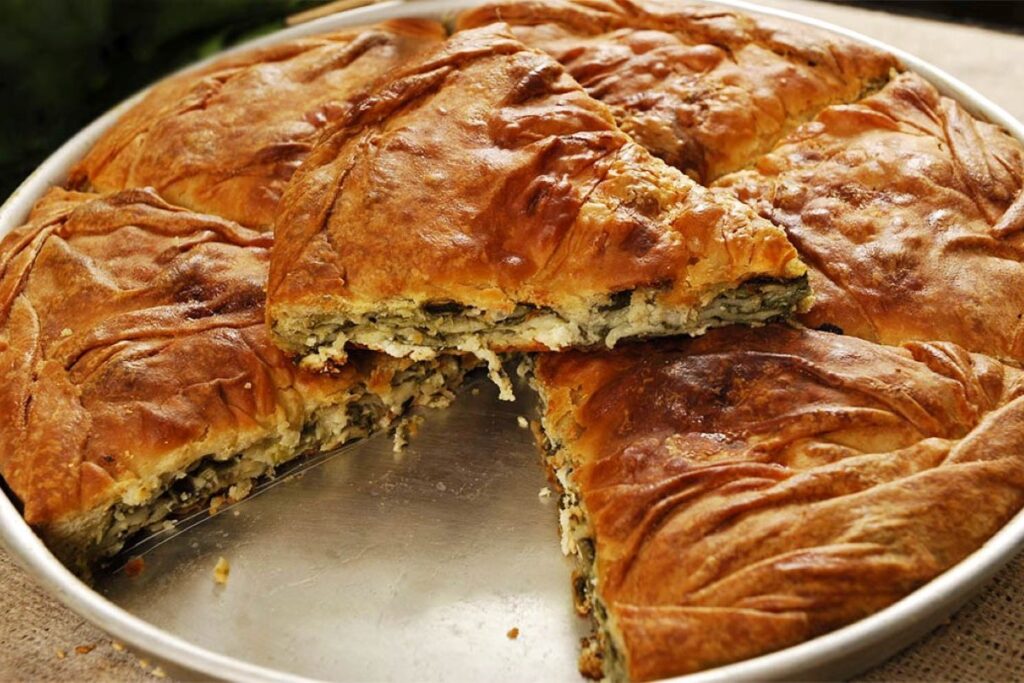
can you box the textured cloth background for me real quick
[2,0,1024,680]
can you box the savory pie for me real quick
[533,325,1024,681]
[2,0,1023,680]
[716,71,1024,358]
[68,19,445,230]
[266,23,809,388]
[456,0,898,182]
[0,188,465,570]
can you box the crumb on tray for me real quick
[507,627,520,640]
[124,556,145,578]
[209,495,226,516]
[539,487,551,498]
[75,644,95,655]
[213,556,230,585]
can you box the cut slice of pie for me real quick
[69,19,445,230]
[716,72,1024,360]
[267,24,809,390]
[456,0,898,182]
[0,188,466,571]
[533,324,1024,681]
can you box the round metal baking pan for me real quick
[2,1,1023,680]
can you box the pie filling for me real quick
[535,387,628,681]
[47,358,465,571]
[274,276,811,393]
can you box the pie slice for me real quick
[0,188,466,571]
[533,324,1024,680]
[716,72,1024,360]
[456,0,898,182]
[267,24,809,391]
[68,19,445,230]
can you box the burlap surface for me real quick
[3,1,1024,680]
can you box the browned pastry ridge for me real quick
[68,19,445,230]
[266,22,809,388]
[0,188,465,569]
[456,0,898,182]
[534,324,1024,681]
[716,72,1024,360]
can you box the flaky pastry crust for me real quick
[457,0,898,181]
[267,23,806,365]
[535,324,1024,680]
[68,20,445,230]
[0,188,462,567]
[717,72,1024,360]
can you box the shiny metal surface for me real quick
[2,1,1024,682]
[96,375,587,681]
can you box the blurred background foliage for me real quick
[0,0,323,200]
[1,0,1021,201]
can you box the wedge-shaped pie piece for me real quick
[457,0,898,182]
[0,188,465,570]
[267,24,809,386]
[717,72,1024,360]
[68,19,445,230]
[534,324,1024,681]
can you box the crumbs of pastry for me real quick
[213,556,230,585]
[507,627,520,640]
[539,486,551,498]
[111,640,125,652]
[55,649,66,659]
[517,416,529,429]
[228,480,252,502]
[393,414,424,453]
[209,495,227,516]
[75,644,95,655]
[124,556,145,578]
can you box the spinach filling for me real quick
[293,275,811,359]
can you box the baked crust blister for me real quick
[69,19,446,231]
[456,0,899,182]
[0,188,465,570]
[266,23,809,384]
[534,325,1024,681]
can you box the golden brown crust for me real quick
[0,188,422,531]
[535,324,1024,680]
[716,72,1024,360]
[267,23,804,354]
[68,20,445,230]
[456,0,898,182]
